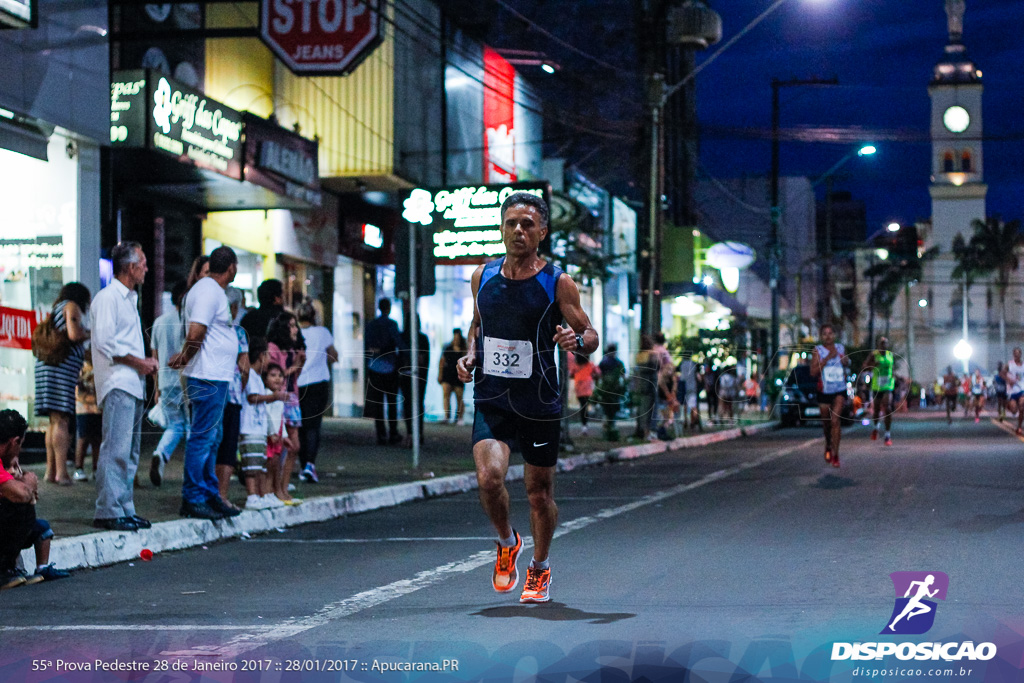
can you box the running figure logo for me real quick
[881,571,949,635]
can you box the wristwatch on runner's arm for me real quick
[576,333,585,351]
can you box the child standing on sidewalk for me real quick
[262,364,294,507]
[240,344,288,509]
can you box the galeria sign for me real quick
[260,0,383,76]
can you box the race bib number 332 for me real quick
[483,336,533,379]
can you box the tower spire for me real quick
[945,0,965,43]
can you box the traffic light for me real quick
[394,221,436,298]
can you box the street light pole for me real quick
[645,74,665,336]
[867,251,876,349]
[768,76,838,369]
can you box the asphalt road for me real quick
[3,417,1024,682]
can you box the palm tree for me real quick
[951,232,986,334]
[965,216,1024,358]
[865,244,937,338]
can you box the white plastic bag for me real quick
[147,401,167,429]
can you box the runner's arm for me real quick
[810,348,823,378]
[456,265,485,383]
[555,274,599,354]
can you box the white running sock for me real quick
[498,531,517,548]
[530,558,550,570]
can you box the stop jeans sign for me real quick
[260,0,383,76]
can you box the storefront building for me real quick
[0,0,106,426]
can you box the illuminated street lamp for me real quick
[954,338,973,373]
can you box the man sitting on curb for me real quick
[0,409,71,589]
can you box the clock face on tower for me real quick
[943,106,971,133]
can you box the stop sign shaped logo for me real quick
[260,0,382,76]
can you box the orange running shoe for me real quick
[492,530,522,592]
[520,565,551,603]
[870,429,878,441]
[831,453,841,468]
[885,437,892,446]
[824,449,832,464]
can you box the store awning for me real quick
[112,148,320,212]
[0,115,53,162]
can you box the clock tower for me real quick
[928,0,986,251]
[911,0,989,385]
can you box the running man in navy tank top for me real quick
[810,322,850,468]
[456,191,598,604]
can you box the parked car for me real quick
[778,365,854,427]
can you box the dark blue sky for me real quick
[695,0,1024,232]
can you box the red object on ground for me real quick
[140,549,153,561]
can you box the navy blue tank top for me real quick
[474,257,564,417]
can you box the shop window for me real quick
[961,150,972,173]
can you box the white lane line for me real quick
[0,625,268,632]
[248,537,497,543]
[5,438,817,648]
[171,436,818,659]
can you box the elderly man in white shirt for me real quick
[90,242,159,532]
[168,246,243,521]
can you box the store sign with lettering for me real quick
[483,47,517,183]
[110,70,244,180]
[0,0,34,28]
[402,182,549,262]
[0,239,66,269]
[260,0,383,76]
[243,112,322,206]
[0,306,37,351]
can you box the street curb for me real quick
[28,421,777,572]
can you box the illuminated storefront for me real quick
[0,135,82,418]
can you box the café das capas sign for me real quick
[401,182,550,262]
[110,70,244,180]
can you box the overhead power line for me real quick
[487,0,637,77]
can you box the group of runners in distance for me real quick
[810,322,1024,468]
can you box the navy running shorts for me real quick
[472,406,561,468]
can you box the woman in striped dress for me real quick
[34,282,91,485]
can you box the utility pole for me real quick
[823,175,834,326]
[905,279,914,382]
[769,76,838,369]
[409,222,420,468]
[645,73,665,336]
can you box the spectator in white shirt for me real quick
[89,242,158,532]
[168,247,243,521]
[296,300,338,484]
[148,279,188,487]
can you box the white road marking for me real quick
[248,537,497,543]
[171,436,819,659]
[0,625,267,632]
[4,437,818,655]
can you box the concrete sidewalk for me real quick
[21,415,776,573]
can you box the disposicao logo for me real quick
[831,572,997,663]
[882,571,948,635]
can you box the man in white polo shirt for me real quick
[169,246,242,520]
[90,241,159,532]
